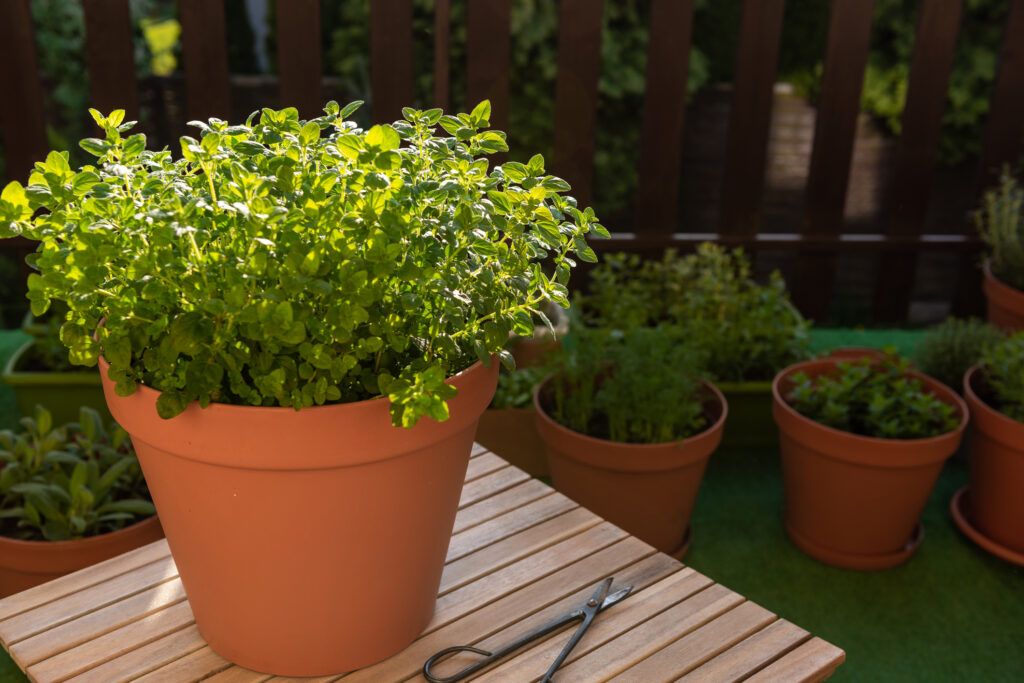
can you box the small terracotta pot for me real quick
[773,359,967,570]
[533,377,727,555]
[983,260,1024,331]
[960,366,1024,555]
[100,357,498,676]
[0,515,164,597]
[475,408,548,478]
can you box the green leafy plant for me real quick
[786,354,959,439]
[975,171,1024,291]
[978,332,1024,423]
[490,366,547,410]
[17,301,79,373]
[580,244,810,382]
[543,326,709,444]
[0,101,603,427]
[0,406,154,541]
[916,317,1004,392]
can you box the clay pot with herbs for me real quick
[954,333,1024,565]
[2,102,602,674]
[772,353,967,570]
[0,406,161,596]
[975,174,1024,331]
[534,326,727,557]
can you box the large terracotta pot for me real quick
[957,366,1024,557]
[533,377,727,556]
[475,408,548,478]
[772,359,967,570]
[99,357,498,676]
[983,261,1024,331]
[0,515,163,597]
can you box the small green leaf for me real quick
[366,124,401,151]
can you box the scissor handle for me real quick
[423,645,495,682]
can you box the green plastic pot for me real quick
[716,381,776,449]
[2,339,111,425]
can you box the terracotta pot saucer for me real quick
[668,525,693,561]
[950,487,1024,568]
[785,522,924,571]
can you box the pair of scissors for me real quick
[423,577,633,682]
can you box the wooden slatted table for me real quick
[0,444,844,682]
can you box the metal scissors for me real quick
[423,577,633,682]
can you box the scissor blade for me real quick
[587,577,613,607]
[600,586,633,611]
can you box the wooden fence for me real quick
[1,0,1023,323]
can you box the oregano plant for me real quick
[0,101,606,426]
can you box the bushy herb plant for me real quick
[17,302,78,373]
[581,243,810,382]
[978,332,1024,423]
[975,172,1024,291]
[786,354,959,439]
[544,326,709,445]
[916,317,1004,392]
[490,366,547,410]
[0,406,154,541]
[0,101,604,427]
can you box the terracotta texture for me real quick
[475,408,548,478]
[773,359,967,569]
[0,515,163,597]
[533,378,727,555]
[961,366,1024,555]
[983,261,1024,331]
[99,357,498,676]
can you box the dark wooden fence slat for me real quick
[370,0,414,124]
[873,0,963,323]
[466,0,511,149]
[553,0,604,210]
[717,0,787,237]
[792,0,875,321]
[434,0,451,110]
[635,0,696,234]
[0,0,50,183]
[82,0,139,123]
[595,231,982,253]
[954,0,1024,316]
[178,0,231,121]
[276,0,322,119]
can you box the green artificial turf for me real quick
[1,328,1022,681]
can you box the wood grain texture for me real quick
[433,0,451,110]
[676,619,810,681]
[275,0,322,118]
[132,645,232,682]
[466,0,511,159]
[746,636,847,682]
[553,0,604,209]
[178,0,231,121]
[793,0,876,321]
[82,0,139,122]
[873,0,964,322]
[370,0,414,124]
[451,478,553,534]
[458,465,530,508]
[462,451,509,482]
[635,0,696,233]
[718,0,787,237]
[445,492,580,563]
[0,0,50,183]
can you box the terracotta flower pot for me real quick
[533,377,727,556]
[823,346,889,362]
[957,366,1024,557]
[0,515,163,597]
[475,408,548,478]
[772,359,967,570]
[982,260,1024,331]
[99,357,498,677]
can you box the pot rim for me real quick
[983,259,1024,312]
[532,373,728,450]
[771,357,968,465]
[2,339,101,386]
[963,364,1024,436]
[0,513,159,551]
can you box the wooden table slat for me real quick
[744,637,847,683]
[0,444,843,682]
[675,619,810,682]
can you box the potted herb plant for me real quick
[0,406,161,597]
[975,172,1024,330]
[581,244,809,449]
[0,102,602,675]
[533,325,727,557]
[475,366,550,478]
[509,301,569,369]
[3,302,112,425]
[916,317,1004,394]
[954,332,1024,565]
[773,353,967,570]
